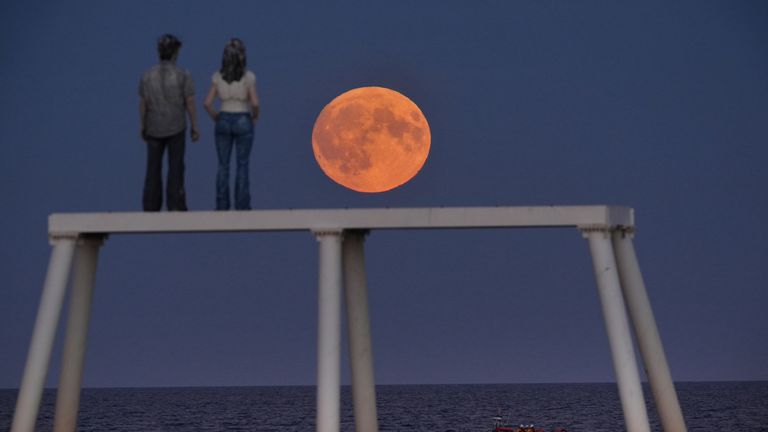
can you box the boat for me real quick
[491,415,567,432]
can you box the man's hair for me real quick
[157,34,182,61]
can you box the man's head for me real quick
[157,34,182,61]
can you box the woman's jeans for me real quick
[215,112,253,210]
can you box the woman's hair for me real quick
[220,38,247,83]
[157,34,182,61]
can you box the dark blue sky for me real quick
[1,1,766,389]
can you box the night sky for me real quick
[1,1,766,389]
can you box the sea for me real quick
[1,382,766,431]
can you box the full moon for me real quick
[312,87,431,193]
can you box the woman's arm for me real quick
[248,82,260,122]
[203,84,218,120]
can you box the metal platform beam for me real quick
[48,205,634,235]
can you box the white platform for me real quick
[14,205,688,432]
[49,205,634,235]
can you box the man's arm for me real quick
[139,97,147,140]
[186,96,200,142]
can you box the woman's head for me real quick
[157,34,182,61]
[220,38,247,83]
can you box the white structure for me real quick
[11,206,686,432]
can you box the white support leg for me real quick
[612,231,687,432]
[314,230,344,432]
[53,235,105,432]
[12,235,78,432]
[343,230,379,432]
[584,229,650,432]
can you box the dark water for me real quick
[1,382,766,431]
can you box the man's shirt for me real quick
[139,61,194,138]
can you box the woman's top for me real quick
[212,70,256,113]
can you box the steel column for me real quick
[53,235,105,432]
[612,231,686,431]
[584,229,650,432]
[12,236,78,432]
[314,230,344,432]
[343,230,379,432]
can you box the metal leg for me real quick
[314,230,344,432]
[343,230,379,432]
[12,236,78,432]
[53,236,105,432]
[612,231,687,432]
[584,229,650,432]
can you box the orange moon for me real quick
[312,87,431,193]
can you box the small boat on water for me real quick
[491,415,567,432]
